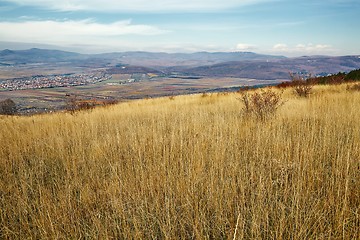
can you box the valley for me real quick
[1,48,360,114]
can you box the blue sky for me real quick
[0,0,359,56]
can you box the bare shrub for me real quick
[346,83,360,91]
[65,95,96,113]
[239,89,284,120]
[276,81,293,88]
[76,101,96,110]
[201,92,208,98]
[0,98,17,115]
[236,86,251,93]
[290,73,313,97]
[103,99,119,105]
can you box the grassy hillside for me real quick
[0,84,359,239]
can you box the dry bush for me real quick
[290,73,313,97]
[346,83,360,91]
[65,95,99,113]
[294,84,313,97]
[0,98,17,115]
[240,89,284,120]
[276,81,293,88]
[201,92,208,98]
[103,99,119,105]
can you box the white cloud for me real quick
[295,44,306,49]
[273,43,288,51]
[295,43,332,51]
[6,0,274,12]
[160,43,231,53]
[314,44,331,50]
[0,19,167,48]
[271,43,335,55]
[236,43,257,51]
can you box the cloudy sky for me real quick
[0,0,359,56]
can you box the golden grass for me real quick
[0,84,359,239]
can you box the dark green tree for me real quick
[345,69,360,81]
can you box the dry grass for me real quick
[0,84,359,239]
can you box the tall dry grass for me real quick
[0,84,359,239]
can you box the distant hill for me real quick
[179,56,360,80]
[0,48,285,67]
[1,48,360,80]
[0,48,86,64]
[106,65,163,74]
[94,51,286,68]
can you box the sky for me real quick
[0,0,359,56]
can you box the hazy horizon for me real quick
[0,41,360,58]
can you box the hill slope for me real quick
[0,84,359,239]
[0,48,284,67]
[1,48,360,80]
[0,48,86,64]
[180,56,360,79]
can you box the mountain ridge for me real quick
[0,48,285,66]
[1,48,360,80]
[178,55,360,80]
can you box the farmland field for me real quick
[0,71,281,113]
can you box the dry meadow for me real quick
[0,84,359,239]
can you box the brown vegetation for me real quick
[278,69,360,91]
[0,84,359,239]
[65,95,118,113]
[290,73,313,97]
[239,88,284,120]
[0,98,17,115]
[347,83,360,91]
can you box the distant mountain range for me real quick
[0,48,284,66]
[0,48,85,64]
[95,51,286,68]
[1,48,360,80]
[177,56,360,80]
